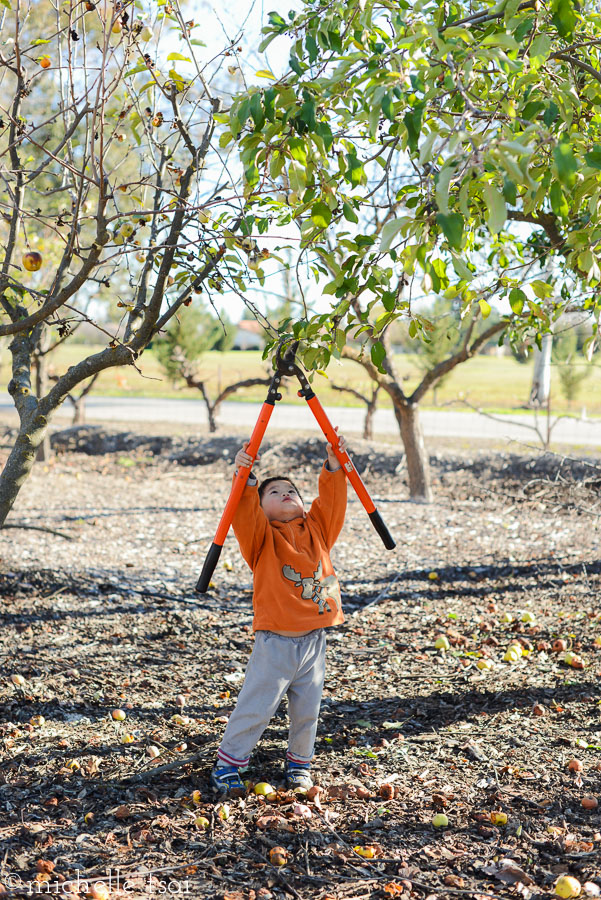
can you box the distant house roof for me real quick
[237,319,265,334]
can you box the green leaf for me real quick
[551,0,577,38]
[219,131,234,149]
[250,92,265,130]
[509,288,524,314]
[167,52,191,62]
[381,93,395,121]
[311,201,332,229]
[371,342,386,369]
[482,184,507,234]
[553,141,578,189]
[528,33,551,67]
[436,212,464,251]
[403,104,424,155]
[550,181,569,217]
[481,31,519,50]
[255,69,276,79]
[585,147,601,170]
[379,218,404,252]
[342,202,358,224]
[124,63,147,77]
[346,153,365,188]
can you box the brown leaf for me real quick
[113,804,131,820]
[482,859,535,886]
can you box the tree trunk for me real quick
[393,402,432,502]
[529,333,553,407]
[0,414,50,525]
[72,396,86,425]
[35,327,52,462]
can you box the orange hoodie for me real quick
[232,465,347,632]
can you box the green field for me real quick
[1,345,600,415]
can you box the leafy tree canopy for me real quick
[225,0,601,372]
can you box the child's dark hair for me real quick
[258,476,303,504]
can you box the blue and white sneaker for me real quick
[210,765,245,797]
[285,760,313,792]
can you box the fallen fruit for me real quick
[504,647,521,663]
[500,612,513,623]
[22,251,43,271]
[190,789,202,805]
[581,796,598,810]
[379,783,395,800]
[428,571,438,580]
[434,635,450,651]
[432,813,448,828]
[477,658,493,671]
[254,782,276,797]
[269,846,288,866]
[121,733,135,744]
[217,803,230,820]
[522,611,536,623]
[490,810,508,825]
[555,875,582,899]
[146,745,161,758]
[87,882,110,900]
[111,709,126,721]
[30,715,45,726]
[354,845,376,858]
[195,816,210,830]
[553,639,568,652]
[176,694,186,708]
[567,759,584,772]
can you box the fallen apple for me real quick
[490,810,508,825]
[500,612,513,623]
[555,875,581,899]
[521,611,536,623]
[10,674,26,686]
[254,782,276,797]
[121,733,135,744]
[432,813,449,828]
[553,639,568,652]
[477,658,493,671]
[217,803,230,820]
[195,816,210,830]
[111,709,126,721]
[435,635,450,651]
[146,745,161,758]
[22,251,42,271]
[567,759,584,772]
[504,647,521,663]
[176,694,186,708]
[581,796,598,810]
[354,845,376,858]
[87,882,110,900]
[269,846,288,866]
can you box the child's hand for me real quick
[326,429,347,470]
[235,441,259,470]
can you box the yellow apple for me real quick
[23,251,42,271]
[111,709,126,721]
[432,813,448,828]
[490,810,508,825]
[435,635,450,651]
[141,25,153,41]
[555,875,581,899]
[477,658,493,671]
[195,816,210,829]
[254,782,275,797]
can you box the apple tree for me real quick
[0,0,267,524]
[221,0,601,499]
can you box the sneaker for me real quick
[285,760,313,792]
[210,765,245,797]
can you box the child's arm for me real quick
[232,441,268,567]
[308,431,348,548]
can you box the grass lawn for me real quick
[1,343,599,416]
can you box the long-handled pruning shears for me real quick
[196,341,396,593]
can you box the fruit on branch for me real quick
[23,251,42,271]
[39,56,51,68]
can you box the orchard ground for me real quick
[1,420,601,899]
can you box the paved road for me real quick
[1,396,598,447]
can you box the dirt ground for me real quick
[1,422,601,900]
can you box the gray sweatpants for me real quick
[217,629,326,768]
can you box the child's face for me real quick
[260,479,305,523]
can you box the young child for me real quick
[210,432,349,796]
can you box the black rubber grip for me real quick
[368,510,396,550]
[196,542,223,593]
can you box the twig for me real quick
[1,523,74,540]
[352,572,403,617]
